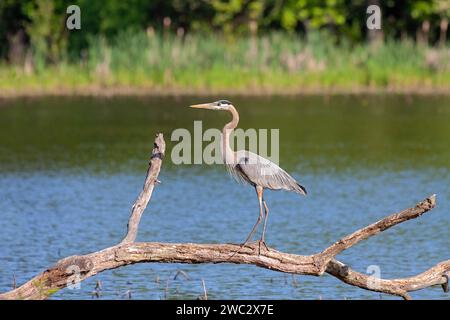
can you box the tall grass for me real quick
[1,30,450,94]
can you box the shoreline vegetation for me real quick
[1,32,450,98]
[2,86,450,99]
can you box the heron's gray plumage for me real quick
[226,150,307,195]
[190,99,307,249]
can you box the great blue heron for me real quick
[190,100,307,252]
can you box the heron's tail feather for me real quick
[295,183,307,196]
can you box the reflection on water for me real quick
[0,95,449,299]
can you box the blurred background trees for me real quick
[1,0,449,64]
[0,0,449,92]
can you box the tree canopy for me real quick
[0,0,449,62]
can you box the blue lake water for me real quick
[0,95,449,299]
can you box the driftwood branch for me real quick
[317,195,438,272]
[121,133,165,244]
[0,134,448,300]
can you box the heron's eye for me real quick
[217,100,231,107]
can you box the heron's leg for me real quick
[260,199,270,251]
[241,186,264,246]
[227,186,264,259]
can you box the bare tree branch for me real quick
[326,259,450,300]
[317,195,437,272]
[121,133,165,244]
[0,133,448,300]
[0,242,447,300]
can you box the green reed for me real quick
[1,31,449,93]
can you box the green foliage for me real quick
[0,0,449,92]
[277,0,346,30]
[411,0,450,20]
[1,31,449,93]
[24,0,68,68]
[1,0,450,62]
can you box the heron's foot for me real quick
[257,240,269,255]
[240,240,269,254]
[227,241,269,259]
[240,240,257,249]
[226,241,253,260]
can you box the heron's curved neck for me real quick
[222,105,239,164]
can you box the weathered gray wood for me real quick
[318,195,437,273]
[0,134,448,300]
[121,133,165,244]
[0,240,447,300]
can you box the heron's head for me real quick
[189,100,232,111]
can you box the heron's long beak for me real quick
[189,103,215,110]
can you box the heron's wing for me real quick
[234,151,307,195]
[225,163,254,186]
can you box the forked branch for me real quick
[0,134,448,300]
